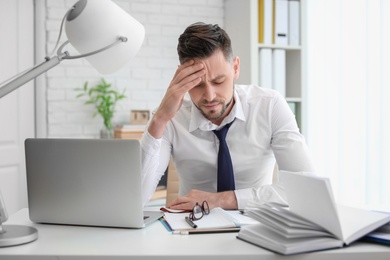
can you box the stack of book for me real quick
[114,124,146,140]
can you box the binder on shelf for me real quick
[258,48,273,88]
[273,0,288,45]
[288,0,300,46]
[272,49,286,97]
[258,0,273,44]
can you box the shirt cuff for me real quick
[140,130,162,156]
[234,188,254,209]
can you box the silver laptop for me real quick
[25,138,163,228]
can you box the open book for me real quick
[161,207,257,232]
[237,171,390,255]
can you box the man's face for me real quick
[189,50,240,125]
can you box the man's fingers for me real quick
[181,69,205,90]
[167,196,195,211]
[171,59,195,81]
[167,196,188,207]
[172,62,205,87]
[173,59,194,74]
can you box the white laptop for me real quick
[25,138,163,228]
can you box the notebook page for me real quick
[163,207,237,230]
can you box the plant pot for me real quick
[100,127,114,139]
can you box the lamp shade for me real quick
[64,0,145,74]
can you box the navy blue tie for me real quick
[213,121,235,192]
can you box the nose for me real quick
[203,83,216,102]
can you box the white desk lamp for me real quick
[0,0,145,246]
[0,0,145,98]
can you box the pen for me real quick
[172,227,241,235]
[185,216,197,228]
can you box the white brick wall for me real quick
[44,0,224,138]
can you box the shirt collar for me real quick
[188,87,246,132]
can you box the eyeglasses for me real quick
[188,201,210,221]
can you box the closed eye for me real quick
[213,80,224,85]
[212,75,226,85]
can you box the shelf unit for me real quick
[224,0,306,133]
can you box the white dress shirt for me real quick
[141,84,316,208]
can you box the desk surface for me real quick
[1,208,390,260]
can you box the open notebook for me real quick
[161,207,257,232]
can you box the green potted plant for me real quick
[75,78,126,139]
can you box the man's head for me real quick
[177,22,233,64]
[177,22,240,125]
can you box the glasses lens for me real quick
[202,201,210,215]
[192,203,204,220]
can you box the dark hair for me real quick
[177,22,233,64]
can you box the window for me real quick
[305,0,390,210]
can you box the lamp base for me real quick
[0,225,38,247]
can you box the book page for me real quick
[338,205,390,244]
[247,204,331,239]
[279,171,343,240]
[238,224,344,255]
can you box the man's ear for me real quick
[233,56,240,80]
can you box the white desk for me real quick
[1,208,389,260]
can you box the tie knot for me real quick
[213,121,233,141]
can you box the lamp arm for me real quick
[58,36,128,60]
[0,36,127,99]
[0,56,62,99]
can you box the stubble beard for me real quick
[197,96,234,122]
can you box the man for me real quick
[141,22,315,211]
